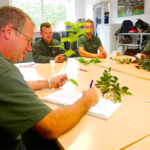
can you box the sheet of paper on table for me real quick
[42,90,122,120]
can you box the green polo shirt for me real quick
[0,53,51,150]
[32,38,66,63]
[143,40,150,53]
[77,34,102,54]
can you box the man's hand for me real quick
[82,87,99,107]
[97,52,106,58]
[51,74,68,88]
[55,54,66,63]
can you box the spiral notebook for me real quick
[42,90,122,120]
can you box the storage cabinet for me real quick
[97,24,121,55]
[117,33,150,51]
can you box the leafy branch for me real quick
[77,56,101,66]
[110,57,133,64]
[95,67,132,103]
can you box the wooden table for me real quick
[17,59,150,150]
[86,55,150,81]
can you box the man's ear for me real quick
[40,32,42,36]
[3,25,13,40]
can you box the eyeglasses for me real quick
[2,26,32,46]
[13,27,32,45]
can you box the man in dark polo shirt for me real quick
[32,22,66,63]
[77,19,107,58]
[0,6,99,150]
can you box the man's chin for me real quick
[87,32,93,35]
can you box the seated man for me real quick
[32,22,66,63]
[0,6,99,150]
[77,19,107,58]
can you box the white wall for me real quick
[0,0,10,6]
[110,0,149,25]
[83,0,106,20]
[74,0,84,19]
[84,0,150,25]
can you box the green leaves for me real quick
[64,21,88,33]
[68,79,78,86]
[95,67,132,103]
[89,56,101,63]
[77,57,90,66]
[77,57,101,66]
[64,50,75,57]
[110,57,133,64]
[49,44,64,48]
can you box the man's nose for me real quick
[26,44,32,52]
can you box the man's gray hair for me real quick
[0,6,35,31]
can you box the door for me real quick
[93,2,104,36]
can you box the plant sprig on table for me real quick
[135,54,150,71]
[77,57,101,66]
[95,67,132,103]
[110,57,132,64]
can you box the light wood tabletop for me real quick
[84,55,150,81]
[17,59,150,150]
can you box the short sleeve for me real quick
[77,37,85,48]
[97,37,103,48]
[0,68,51,136]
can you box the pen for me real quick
[89,80,93,88]
[28,64,35,66]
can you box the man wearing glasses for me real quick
[77,19,107,58]
[0,6,99,150]
[32,22,66,63]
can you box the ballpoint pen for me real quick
[89,80,93,88]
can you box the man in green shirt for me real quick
[32,22,66,63]
[77,19,107,58]
[0,6,99,150]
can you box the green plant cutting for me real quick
[136,54,150,71]
[77,56,101,66]
[95,67,132,103]
[110,57,133,64]
[50,21,92,86]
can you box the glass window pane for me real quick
[43,0,68,31]
[12,0,42,28]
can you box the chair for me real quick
[35,37,41,42]
[52,32,60,42]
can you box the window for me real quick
[11,0,71,31]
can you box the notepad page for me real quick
[42,90,122,120]
[43,90,81,104]
[88,98,122,119]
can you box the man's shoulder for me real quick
[52,39,61,45]
[33,39,43,46]
[0,53,18,75]
[93,35,100,40]
[78,34,86,41]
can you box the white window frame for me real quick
[10,0,71,31]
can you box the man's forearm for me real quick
[26,80,49,91]
[33,96,92,139]
[79,49,97,58]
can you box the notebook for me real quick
[42,90,122,120]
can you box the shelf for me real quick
[118,44,138,46]
[117,33,150,51]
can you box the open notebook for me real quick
[42,90,122,120]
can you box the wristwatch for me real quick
[48,79,51,89]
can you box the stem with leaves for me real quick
[95,67,132,103]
